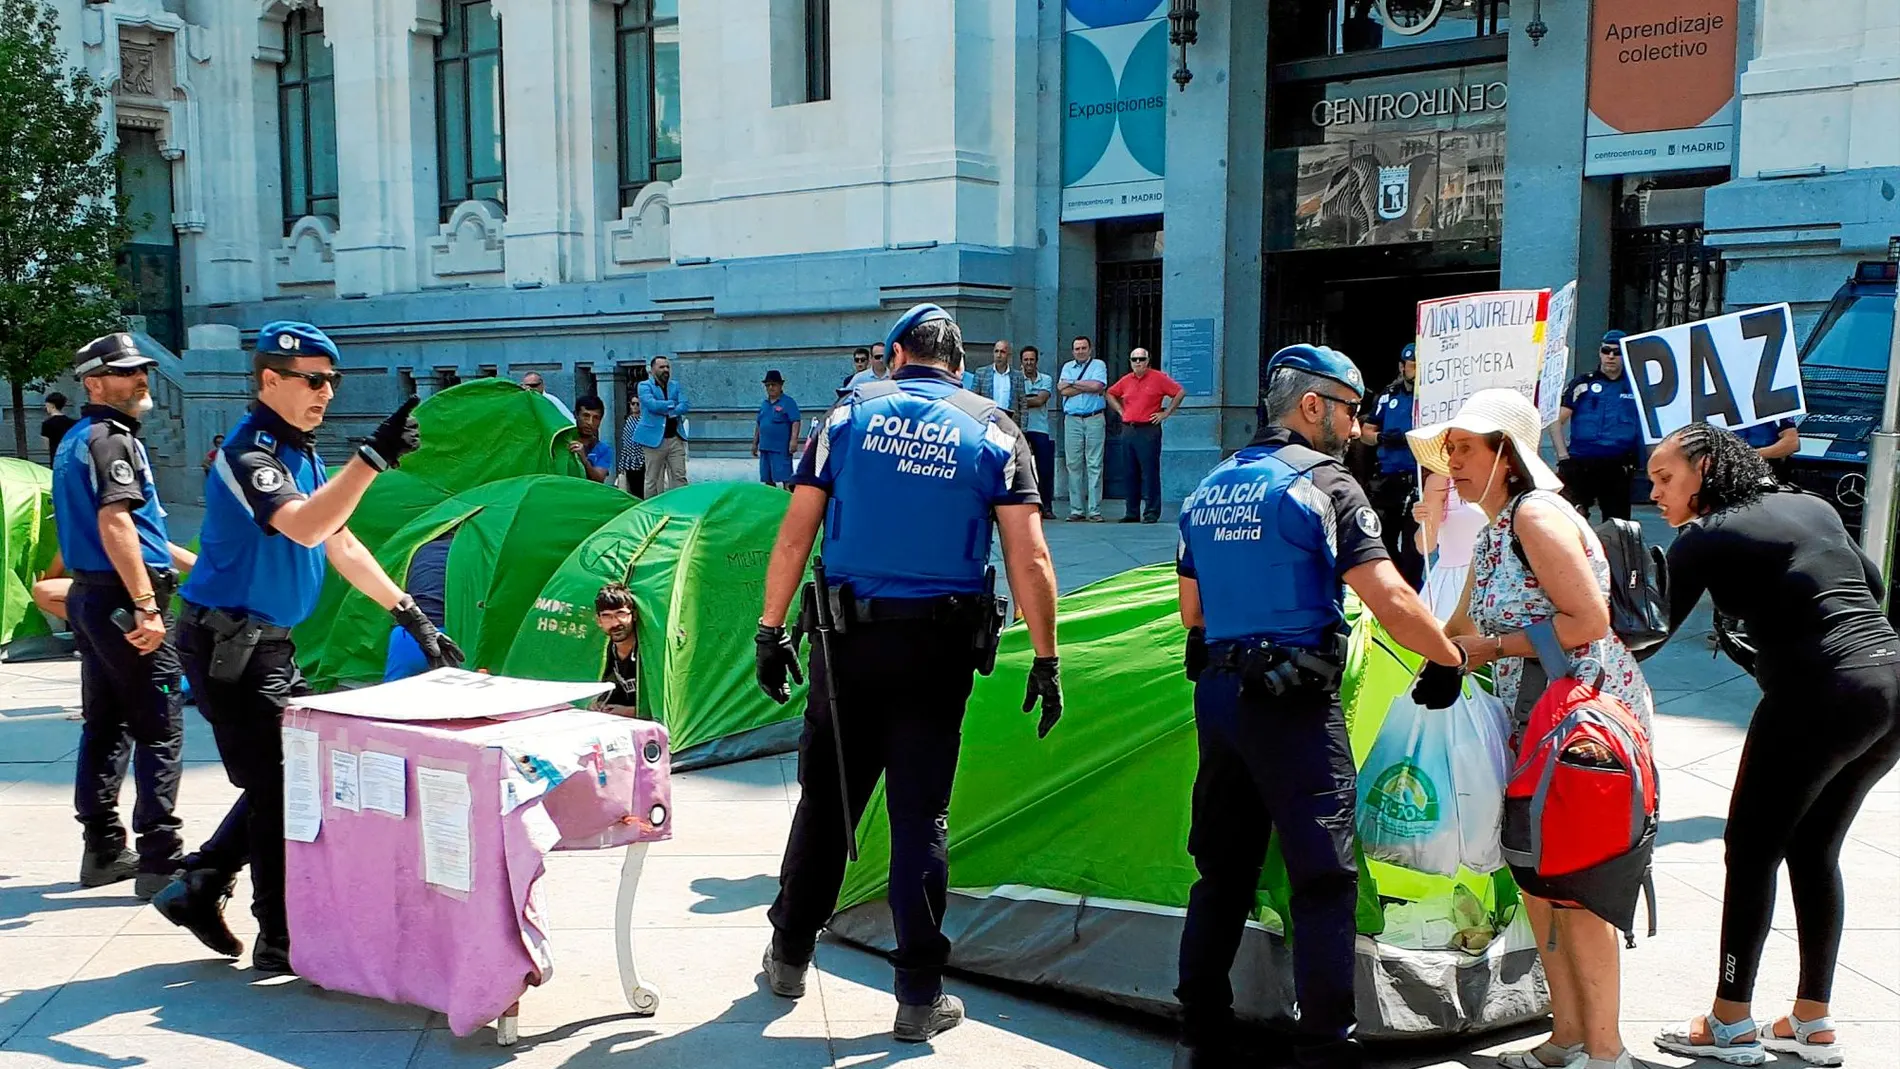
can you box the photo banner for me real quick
[1623,304,1806,444]
[1414,290,1549,427]
[1537,281,1578,427]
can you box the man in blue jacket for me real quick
[1555,330,1643,522]
[633,355,690,497]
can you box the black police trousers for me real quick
[67,578,184,872]
[176,617,308,942]
[1177,667,1361,1069]
[1557,455,1634,523]
[768,617,976,1007]
[1368,471,1423,590]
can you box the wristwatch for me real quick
[356,443,389,472]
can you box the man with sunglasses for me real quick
[51,334,199,900]
[1554,329,1643,522]
[154,320,462,974]
[1171,344,1465,1069]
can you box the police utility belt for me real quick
[1208,633,1349,700]
[796,570,1010,676]
[72,566,179,604]
[179,602,293,684]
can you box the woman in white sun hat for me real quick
[1406,387,1654,1069]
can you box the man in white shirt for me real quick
[1057,336,1109,521]
[965,340,1026,427]
[844,341,890,392]
[520,371,575,423]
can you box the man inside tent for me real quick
[593,581,641,716]
[383,531,456,681]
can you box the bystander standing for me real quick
[1020,346,1056,518]
[1104,347,1183,523]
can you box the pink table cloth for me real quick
[284,705,672,1036]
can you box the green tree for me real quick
[0,0,132,459]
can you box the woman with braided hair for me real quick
[1649,422,1900,1067]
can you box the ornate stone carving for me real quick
[607,182,672,270]
[431,199,507,278]
[120,44,156,95]
[274,214,338,287]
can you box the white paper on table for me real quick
[282,727,322,843]
[416,766,473,893]
[359,751,408,817]
[329,749,361,812]
[288,668,612,722]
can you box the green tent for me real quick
[0,458,57,652]
[293,379,586,682]
[502,481,806,768]
[828,564,1544,1038]
[297,475,632,692]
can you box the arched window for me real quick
[617,0,681,207]
[437,0,505,220]
[278,6,338,231]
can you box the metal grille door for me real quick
[1610,225,1727,333]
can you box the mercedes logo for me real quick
[1837,472,1867,508]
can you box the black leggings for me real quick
[1718,662,1900,1002]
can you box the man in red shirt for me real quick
[1105,347,1184,523]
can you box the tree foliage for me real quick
[0,0,132,456]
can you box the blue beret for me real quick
[1400,343,1417,362]
[884,303,953,355]
[256,320,340,361]
[1266,344,1365,397]
[1601,329,1628,345]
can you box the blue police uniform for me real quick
[1738,417,1797,451]
[1558,335,1644,523]
[1173,346,1387,1069]
[51,381,185,884]
[767,318,1041,1010]
[1359,369,1424,589]
[756,388,801,487]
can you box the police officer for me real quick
[51,334,198,899]
[151,321,463,973]
[1738,416,1799,480]
[753,303,1063,1043]
[1357,343,1423,587]
[1172,344,1466,1069]
[1556,330,1643,522]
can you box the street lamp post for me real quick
[1859,274,1900,606]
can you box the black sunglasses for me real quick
[271,367,344,391]
[90,365,149,378]
[1130,357,1150,363]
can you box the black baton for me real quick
[809,560,858,863]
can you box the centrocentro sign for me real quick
[1062,0,1167,223]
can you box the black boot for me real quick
[251,933,292,974]
[78,846,138,888]
[151,868,243,958]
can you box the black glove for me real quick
[391,595,464,670]
[1377,428,1408,449]
[364,396,422,469]
[1022,656,1063,739]
[755,624,803,704]
[1411,659,1464,710]
[1184,627,1208,682]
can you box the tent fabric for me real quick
[500,481,805,766]
[292,379,586,682]
[0,458,56,649]
[828,563,1544,1037]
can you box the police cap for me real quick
[257,320,340,362]
[884,303,953,356]
[1601,329,1628,347]
[1400,343,1417,363]
[72,333,157,377]
[1266,344,1365,399]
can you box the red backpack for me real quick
[1500,622,1659,946]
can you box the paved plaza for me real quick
[1,509,1895,1068]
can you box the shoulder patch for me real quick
[108,459,135,485]
[255,430,277,451]
[251,466,284,493]
[1356,506,1383,538]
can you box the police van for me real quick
[1786,260,1899,537]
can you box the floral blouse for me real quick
[1468,490,1654,731]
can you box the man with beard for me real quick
[1170,344,1464,1069]
[594,581,640,712]
[634,355,691,496]
[51,334,199,898]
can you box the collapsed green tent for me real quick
[0,458,57,652]
[829,564,1544,1038]
[501,481,806,768]
[294,379,586,682]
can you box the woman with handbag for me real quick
[1406,389,1654,1069]
[1647,424,1900,1067]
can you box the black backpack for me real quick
[1509,496,1670,662]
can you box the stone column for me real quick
[326,0,438,297]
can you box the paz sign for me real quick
[1622,304,1805,444]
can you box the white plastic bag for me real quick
[1356,682,1511,877]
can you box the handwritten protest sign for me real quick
[1623,304,1805,444]
[1414,290,1548,427]
[1537,282,1577,427]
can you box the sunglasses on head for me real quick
[271,367,344,391]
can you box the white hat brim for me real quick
[1405,414,1563,492]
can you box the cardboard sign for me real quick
[1623,304,1804,444]
[1536,282,1578,427]
[1414,290,1548,427]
